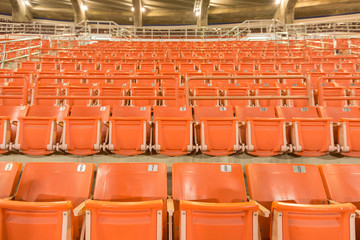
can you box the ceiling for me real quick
[0,0,359,25]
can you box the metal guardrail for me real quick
[0,19,360,39]
[0,37,42,69]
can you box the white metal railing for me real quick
[0,37,42,68]
[0,18,360,39]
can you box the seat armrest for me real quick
[167,198,174,216]
[74,198,91,216]
[167,198,175,240]
[248,196,270,217]
[2,196,14,201]
[329,199,360,218]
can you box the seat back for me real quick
[173,163,247,203]
[318,106,360,122]
[319,164,360,203]
[153,106,192,119]
[0,105,28,122]
[276,106,319,122]
[194,106,233,122]
[235,106,276,122]
[246,163,328,204]
[28,105,70,121]
[70,106,110,122]
[0,162,22,198]
[93,163,167,201]
[112,106,151,121]
[15,162,94,206]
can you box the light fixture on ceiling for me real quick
[195,11,200,16]
[141,7,145,12]
[24,0,30,6]
[82,5,88,11]
[131,7,134,12]
[276,0,281,5]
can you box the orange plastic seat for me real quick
[172,163,259,240]
[319,164,360,240]
[61,106,110,155]
[0,162,22,198]
[254,85,283,107]
[153,106,195,156]
[192,87,219,107]
[84,163,167,240]
[276,106,337,156]
[318,85,348,107]
[0,105,28,152]
[236,106,287,156]
[223,83,251,107]
[13,105,69,155]
[246,163,356,240]
[129,84,159,107]
[97,82,126,107]
[0,162,94,240]
[318,106,360,156]
[107,106,151,155]
[194,106,241,155]
[64,83,95,106]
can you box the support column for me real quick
[8,0,32,22]
[274,0,298,24]
[132,0,143,27]
[197,0,210,27]
[70,0,87,23]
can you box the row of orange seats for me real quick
[0,162,358,240]
[20,61,360,73]
[0,105,359,157]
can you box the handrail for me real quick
[185,75,313,106]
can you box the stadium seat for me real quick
[191,86,220,107]
[223,83,251,107]
[129,84,159,107]
[0,105,28,152]
[80,163,167,240]
[171,163,261,240]
[64,83,95,106]
[319,164,360,240]
[107,106,151,155]
[276,106,337,156]
[254,84,283,107]
[236,106,288,156]
[61,106,110,155]
[13,105,69,155]
[0,162,94,240]
[0,162,22,199]
[246,163,356,240]
[97,82,126,107]
[153,106,195,156]
[318,85,348,107]
[318,106,360,157]
[194,106,242,155]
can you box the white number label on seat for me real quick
[77,164,86,172]
[140,107,146,111]
[180,107,186,111]
[220,107,227,111]
[293,166,306,173]
[148,164,158,172]
[4,163,13,171]
[100,107,106,111]
[60,106,65,111]
[221,165,232,172]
